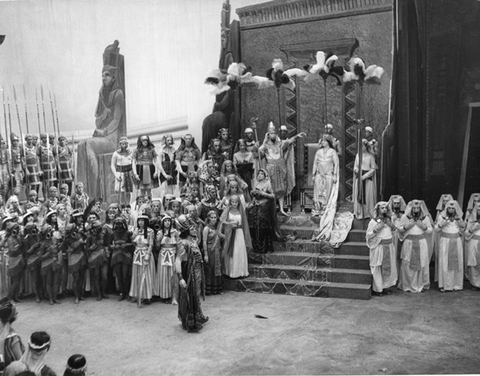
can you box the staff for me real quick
[2,86,13,197]
[23,85,30,134]
[35,88,42,139]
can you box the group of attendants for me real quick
[0,125,305,335]
[367,193,480,296]
[0,299,86,375]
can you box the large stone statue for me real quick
[77,40,126,200]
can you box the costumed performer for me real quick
[132,135,159,198]
[258,122,306,216]
[434,200,465,292]
[110,136,134,206]
[219,194,251,278]
[353,139,377,219]
[465,202,480,290]
[366,201,398,296]
[397,200,433,293]
[176,215,208,332]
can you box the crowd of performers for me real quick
[0,123,307,335]
[366,193,480,296]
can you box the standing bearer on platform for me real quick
[244,125,260,186]
[57,136,74,195]
[0,136,11,201]
[38,133,57,196]
[24,134,42,194]
[366,201,398,296]
[176,134,201,192]
[353,139,377,219]
[10,133,24,197]
[132,135,159,198]
[465,202,480,290]
[158,134,178,196]
[258,123,305,216]
[434,200,465,292]
[397,200,433,293]
[110,136,134,206]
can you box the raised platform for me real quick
[224,213,372,300]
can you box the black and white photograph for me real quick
[0,0,479,374]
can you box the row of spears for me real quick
[1,84,62,145]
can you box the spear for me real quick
[2,86,12,198]
[13,85,25,144]
[40,85,47,133]
[49,90,59,178]
[23,85,29,134]
[35,88,42,138]
[53,93,60,138]
[13,85,25,186]
[6,93,14,194]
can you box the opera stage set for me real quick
[230,0,480,212]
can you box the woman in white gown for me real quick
[219,195,252,278]
[312,135,339,241]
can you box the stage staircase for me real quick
[224,214,372,300]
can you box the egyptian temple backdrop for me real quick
[237,0,393,203]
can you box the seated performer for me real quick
[353,139,377,219]
[258,123,306,216]
[465,202,480,290]
[366,201,398,296]
[434,200,465,292]
[397,200,433,293]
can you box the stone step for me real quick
[279,225,315,240]
[352,218,370,230]
[272,240,334,254]
[223,277,371,300]
[250,252,370,270]
[248,264,372,284]
[345,229,367,243]
[334,241,369,257]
